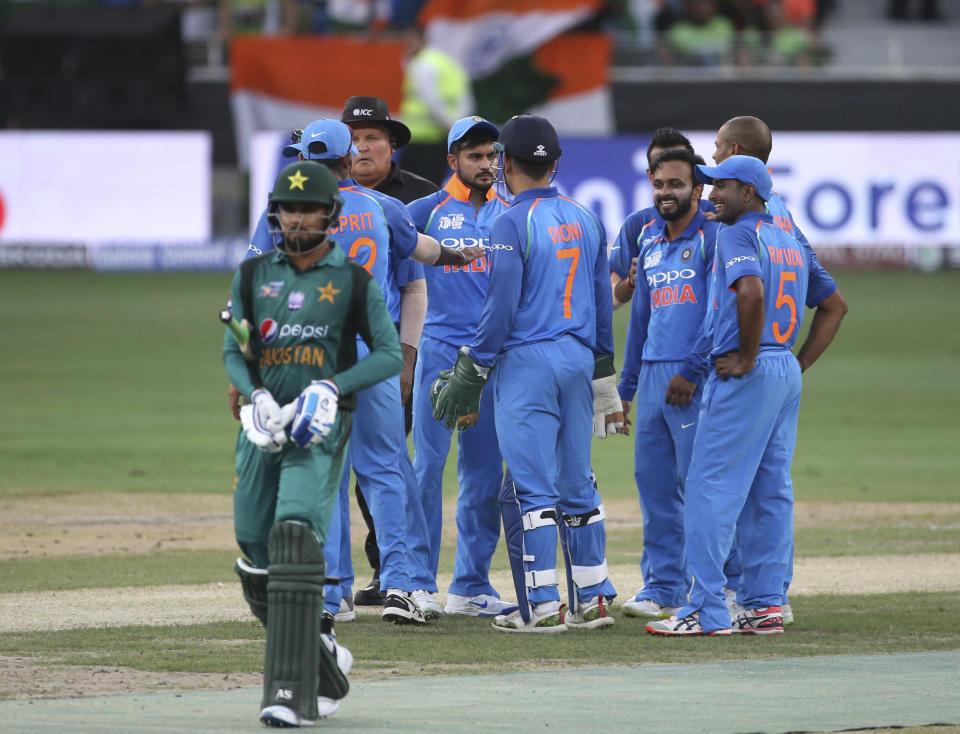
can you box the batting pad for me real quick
[262,521,326,722]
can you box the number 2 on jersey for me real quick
[773,271,797,343]
[556,246,580,319]
[348,237,377,274]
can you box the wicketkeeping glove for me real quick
[431,347,490,431]
[241,389,296,453]
[290,380,339,448]
[592,354,623,439]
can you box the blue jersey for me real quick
[712,211,810,357]
[407,175,509,347]
[765,192,837,308]
[609,199,715,279]
[618,212,718,399]
[247,179,422,323]
[469,187,613,367]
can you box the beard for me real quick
[280,230,327,255]
[655,194,694,222]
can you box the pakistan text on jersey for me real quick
[259,345,325,368]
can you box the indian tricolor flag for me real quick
[230,36,406,169]
[418,0,613,135]
[229,0,612,168]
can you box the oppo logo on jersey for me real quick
[259,318,330,344]
[646,268,696,287]
[725,255,757,268]
[441,237,487,248]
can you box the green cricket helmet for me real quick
[267,161,344,255]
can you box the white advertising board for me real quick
[0,131,211,244]
[684,131,960,247]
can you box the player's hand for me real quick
[457,246,485,266]
[628,257,638,288]
[400,344,416,406]
[665,374,696,406]
[251,388,286,433]
[240,390,293,453]
[228,383,244,421]
[715,351,755,380]
[290,380,339,448]
[617,399,632,436]
[592,355,624,438]
[431,348,489,430]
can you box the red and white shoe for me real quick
[731,605,785,635]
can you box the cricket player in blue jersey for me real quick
[407,116,518,617]
[610,128,715,310]
[711,116,848,625]
[432,115,623,632]
[646,155,836,636]
[614,149,720,620]
[241,118,483,626]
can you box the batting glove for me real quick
[251,388,286,434]
[240,397,289,453]
[592,354,623,439]
[431,347,490,431]
[290,380,339,448]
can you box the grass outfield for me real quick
[0,268,959,720]
[2,269,958,502]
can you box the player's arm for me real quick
[468,217,523,367]
[591,219,625,437]
[335,277,403,395]
[714,228,765,380]
[397,259,427,405]
[618,262,651,422]
[796,287,847,372]
[609,214,642,309]
[715,274,763,380]
[223,271,261,399]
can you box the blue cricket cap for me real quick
[447,116,499,153]
[695,155,772,200]
[283,118,359,160]
[497,114,561,163]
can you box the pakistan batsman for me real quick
[224,161,402,727]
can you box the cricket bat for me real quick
[219,309,254,362]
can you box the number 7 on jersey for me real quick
[556,246,580,319]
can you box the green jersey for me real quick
[223,243,402,409]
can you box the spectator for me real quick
[661,0,735,65]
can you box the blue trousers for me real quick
[412,335,504,597]
[632,360,699,608]
[680,352,801,632]
[322,341,433,611]
[493,336,616,606]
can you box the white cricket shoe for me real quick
[621,597,681,618]
[334,595,355,623]
[260,705,314,728]
[492,600,567,633]
[646,613,732,636]
[411,590,443,620]
[444,593,519,617]
[565,595,615,629]
[316,634,352,719]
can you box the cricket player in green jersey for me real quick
[223,161,402,728]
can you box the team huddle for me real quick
[221,101,847,727]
